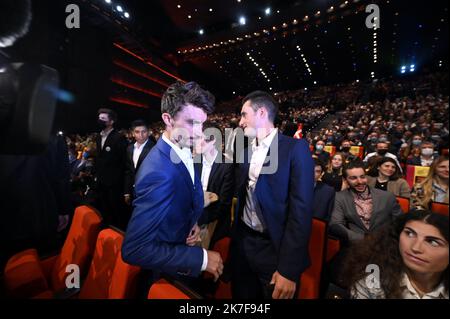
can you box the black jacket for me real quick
[95,129,128,188]
[195,156,235,248]
[124,140,155,196]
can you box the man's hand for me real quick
[204,191,219,208]
[186,224,201,246]
[205,250,223,282]
[270,271,297,299]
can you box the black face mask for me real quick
[98,119,108,130]
[341,146,351,152]
[377,149,388,156]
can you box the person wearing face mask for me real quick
[364,142,403,173]
[407,142,436,167]
[365,133,379,154]
[313,140,330,166]
[94,108,128,229]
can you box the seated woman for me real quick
[343,210,448,299]
[322,152,347,192]
[367,157,411,198]
[411,156,449,209]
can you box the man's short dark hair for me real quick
[242,91,278,123]
[161,81,215,117]
[131,119,148,130]
[314,158,325,172]
[343,159,366,178]
[98,108,117,122]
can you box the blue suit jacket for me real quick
[234,132,314,281]
[122,138,204,277]
[313,181,335,221]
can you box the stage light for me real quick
[116,5,123,12]
[199,29,204,35]
[410,64,415,69]
[239,16,246,25]
[265,7,271,15]
[105,0,112,3]
[124,12,130,19]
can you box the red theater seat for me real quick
[78,228,140,299]
[298,218,327,299]
[396,196,410,214]
[431,202,449,217]
[148,278,201,299]
[326,237,341,263]
[4,206,102,298]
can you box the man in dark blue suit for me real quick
[231,91,314,299]
[122,82,223,288]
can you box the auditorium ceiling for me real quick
[121,0,448,97]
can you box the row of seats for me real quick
[3,206,194,299]
[396,196,449,216]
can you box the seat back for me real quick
[212,237,232,299]
[350,146,364,159]
[298,218,327,299]
[147,279,192,299]
[326,237,341,263]
[324,145,336,157]
[396,196,410,214]
[406,165,430,188]
[50,206,102,291]
[78,228,139,299]
[431,202,449,217]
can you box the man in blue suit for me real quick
[122,82,223,288]
[231,91,314,299]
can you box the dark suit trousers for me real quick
[230,221,278,299]
[96,182,125,229]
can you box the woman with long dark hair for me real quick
[343,210,448,299]
[366,157,411,198]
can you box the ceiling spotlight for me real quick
[188,15,192,19]
[265,7,271,15]
[209,8,213,12]
[410,64,415,69]
[199,29,204,35]
[239,16,246,25]
[124,12,130,18]
[177,4,181,9]
[105,0,112,3]
[116,5,123,12]
[313,81,317,84]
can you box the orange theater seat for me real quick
[148,278,200,299]
[406,165,430,188]
[396,196,410,214]
[4,206,102,298]
[431,202,449,217]
[298,218,327,299]
[78,228,140,299]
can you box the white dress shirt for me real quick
[133,139,149,169]
[100,127,113,149]
[352,273,449,299]
[162,134,195,184]
[201,150,218,191]
[161,133,207,271]
[242,128,278,232]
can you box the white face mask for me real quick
[421,148,434,156]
